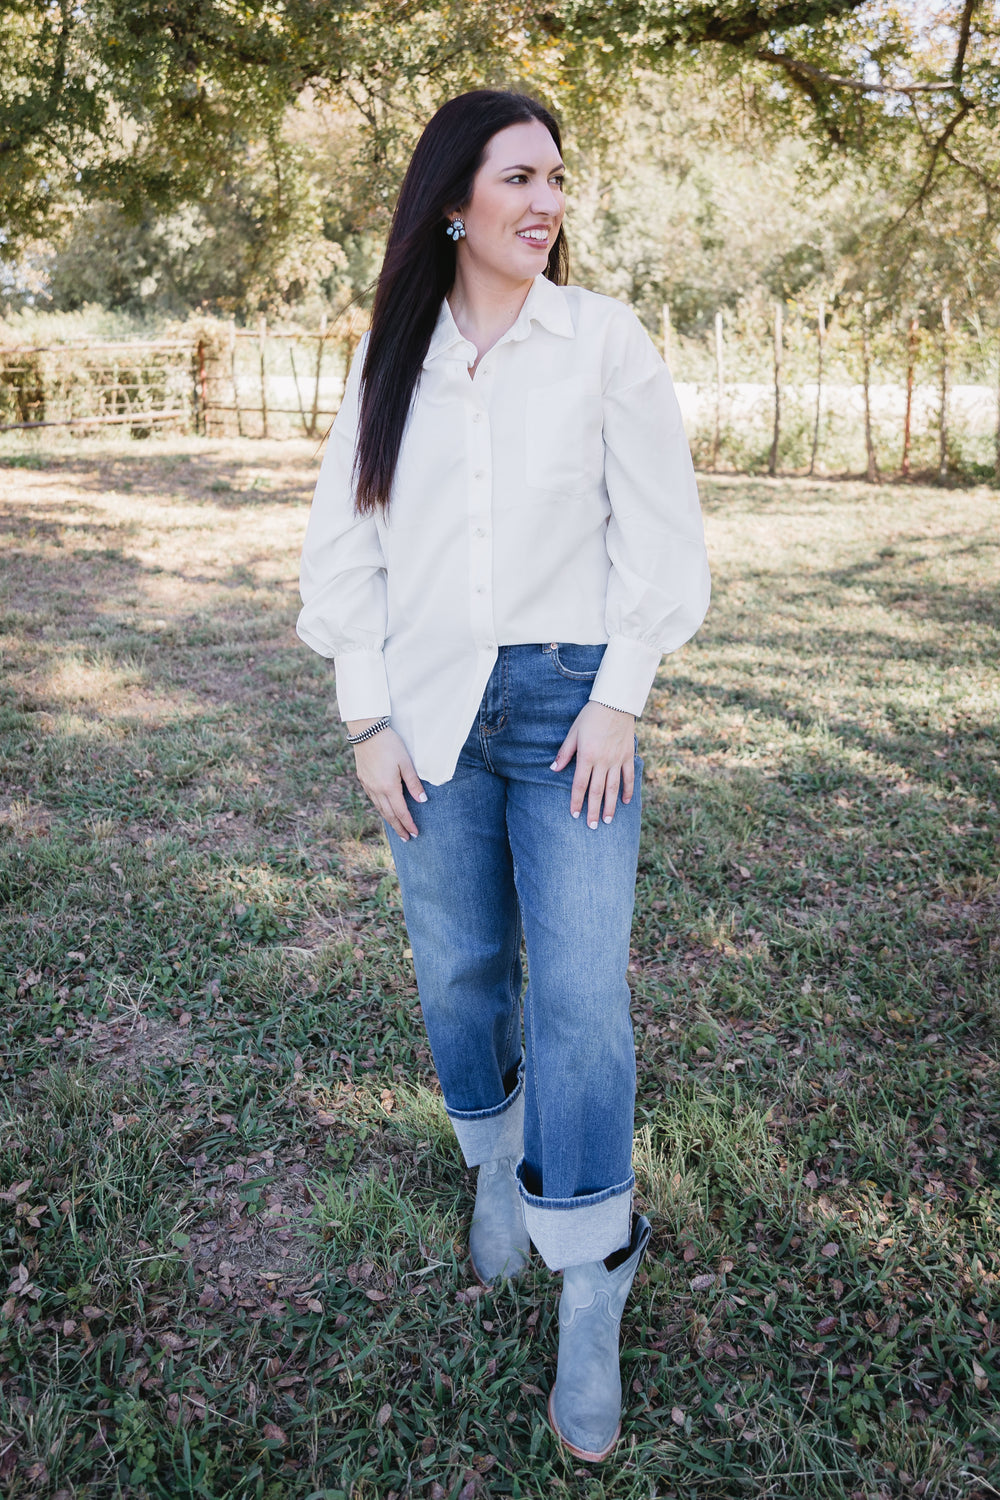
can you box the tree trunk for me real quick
[712,310,724,468]
[768,302,782,477]
[939,296,950,480]
[995,330,1000,486]
[861,301,880,484]
[809,297,824,476]
[901,315,917,477]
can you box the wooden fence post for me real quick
[939,296,950,480]
[311,311,327,438]
[901,315,918,478]
[768,302,782,477]
[289,344,309,435]
[258,315,269,438]
[197,339,208,437]
[230,320,244,438]
[712,310,724,468]
[861,302,880,483]
[809,297,825,477]
[191,343,201,434]
[662,304,672,367]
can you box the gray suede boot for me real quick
[469,1157,531,1284]
[548,1214,652,1461]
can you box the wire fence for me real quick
[2,302,998,483]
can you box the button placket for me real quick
[466,388,494,648]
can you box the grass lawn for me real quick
[0,436,997,1500]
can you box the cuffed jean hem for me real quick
[516,1167,635,1271]
[447,1073,524,1169]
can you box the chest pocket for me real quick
[524,378,605,495]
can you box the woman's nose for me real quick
[531,182,562,214]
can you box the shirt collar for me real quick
[423,273,574,367]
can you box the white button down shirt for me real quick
[298,274,710,784]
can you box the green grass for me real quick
[1,439,998,1499]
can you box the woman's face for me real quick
[452,119,565,287]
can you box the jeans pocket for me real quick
[547,642,606,681]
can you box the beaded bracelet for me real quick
[346,716,390,746]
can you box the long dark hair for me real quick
[354,90,568,515]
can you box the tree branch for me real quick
[952,0,979,86]
[754,48,957,95]
[889,98,974,230]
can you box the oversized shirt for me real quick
[297,273,711,785]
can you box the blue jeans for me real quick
[386,644,642,1270]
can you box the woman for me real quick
[298,89,710,1463]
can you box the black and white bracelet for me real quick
[346,716,390,746]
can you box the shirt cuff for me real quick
[333,649,391,722]
[590,637,662,718]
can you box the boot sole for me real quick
[547,1389,621,1463]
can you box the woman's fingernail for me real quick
[588,819,598,829]
[418,793,428,803]
[571,810,580,819]
[603,814,613,823]
[550,761,559,771]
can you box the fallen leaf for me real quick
[815,1316,837,1336]
[820,1242,839,1258]
[262,1423,287,1445]
[682,1243,698,1263]
[803,1170,819,1190]
[365,1289,388,1302]
[689,1273,716,1292]
[376,1402,392,1428]
[972,1359,988,1393]
[671,1406,685,1425]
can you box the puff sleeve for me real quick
[297,334,392,721]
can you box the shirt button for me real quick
[473,470,485,481]
[473,527,487,537]
[473,411,483,423]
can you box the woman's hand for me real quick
[347,721,427,842]
[551,701,636,828]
